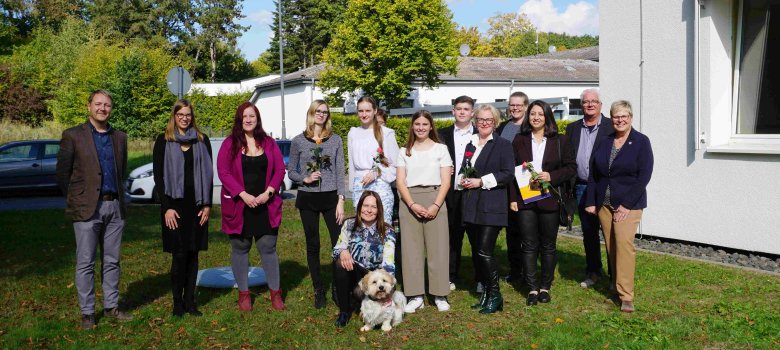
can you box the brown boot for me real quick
[238,290,252,311]
[270,289,285,310]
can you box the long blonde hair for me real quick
[304,99,332,139]
[165,99,204,142]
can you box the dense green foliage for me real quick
[320,0,459,108]
[263,0,347,72]
[188,89,252,135]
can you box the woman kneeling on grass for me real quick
[332,191,397,327]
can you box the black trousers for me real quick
[505,210,523,278]
[447,190,477,283]
[333,263,369,313]
[300,205,341,291]
[171,251,199,309]
[468,224,502,294]
[518,208,559,291]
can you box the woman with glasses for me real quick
[458,104,515,314]
[511,100,576,306]
[153,99,213,317]
[496,91,530,283]
[585,100,653,313]
[287,100,346,309]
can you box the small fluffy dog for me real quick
[356,269,406,332]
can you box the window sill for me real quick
[706,142,780,155]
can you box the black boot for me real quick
[172,295,185,317]
[480,291,503,314]
[470,290,488,309]
[183,252,202,316]
[314,288,326,309]
[334,312,351,327]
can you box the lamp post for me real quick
[278,0,286,139]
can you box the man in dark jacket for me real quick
[438,95,476,292]
[57,90,132,330]
[565,88,614,288]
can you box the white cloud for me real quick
[247,10,274,28]
[519,0,598,36]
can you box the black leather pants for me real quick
[468,224,502,295]
[518,209,559,291]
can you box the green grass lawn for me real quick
[1,203,778,349]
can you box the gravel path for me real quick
[560,226,780,275]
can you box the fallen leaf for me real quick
[603,342,610,349]
[555,318,564,324]
[359,336,366,343]
[531,344,539,349]
[67,282,74,289]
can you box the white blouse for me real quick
[397,143,452,187]
[347,125,400,184]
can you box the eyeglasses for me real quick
[475,118,494,125]
[315,110,329,115]
[612,114,631,121]
[175,113,192,119]
[509,104,527,108]
[582,100,601,106]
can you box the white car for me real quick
[126,138,293,203]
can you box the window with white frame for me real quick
[735,0,780,134]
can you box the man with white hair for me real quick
[565,88,614,288]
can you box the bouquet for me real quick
[522,162,559,198]
[459,151,477,178]
[371,147,389,177]
[305,139,331,190]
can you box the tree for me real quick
[484,12,535,57]
[250,51,274,76]
[453,26,492,57]
[191,0,248,82]
[319,0,458,108]
[263,0,347,72]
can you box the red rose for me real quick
[465,151,474,158]
[377,147,383,153]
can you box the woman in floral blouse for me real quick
[332,190,396,327]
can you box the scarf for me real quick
[163,127,213,205]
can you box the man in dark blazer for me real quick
[56,90,132,330]
[565,88,614,288]
[438,95,477,291]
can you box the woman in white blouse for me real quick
[347,96,400,225]
[396,110,453,313]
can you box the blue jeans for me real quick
[576,183,604,276]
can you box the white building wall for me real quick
[254,83,327,139]
[601,0,780,254]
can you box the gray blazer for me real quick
[56,122,127,221]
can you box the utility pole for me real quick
[279,1,287,139]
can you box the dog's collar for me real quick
[378,296,393,308]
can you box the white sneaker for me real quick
[434,296,450,312]
[404,296,424,313]
[476,282,484,294]
[449,282,456,291]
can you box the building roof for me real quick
[528,45,599,61]
[252,56,598,92]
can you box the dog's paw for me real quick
[360,325,371,332]
[381,324,392,332]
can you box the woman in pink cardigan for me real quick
[217,102,286,311]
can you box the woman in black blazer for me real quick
[458,104,515,314]
[511,100,576,306]
[153,99,213,317]
[585,100,653,313]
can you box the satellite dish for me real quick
[459,44,471,57]
[548,46,557,53]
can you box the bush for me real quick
[187,89,252,136]
[0,65,48,126]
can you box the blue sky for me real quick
[237,0,599,61]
